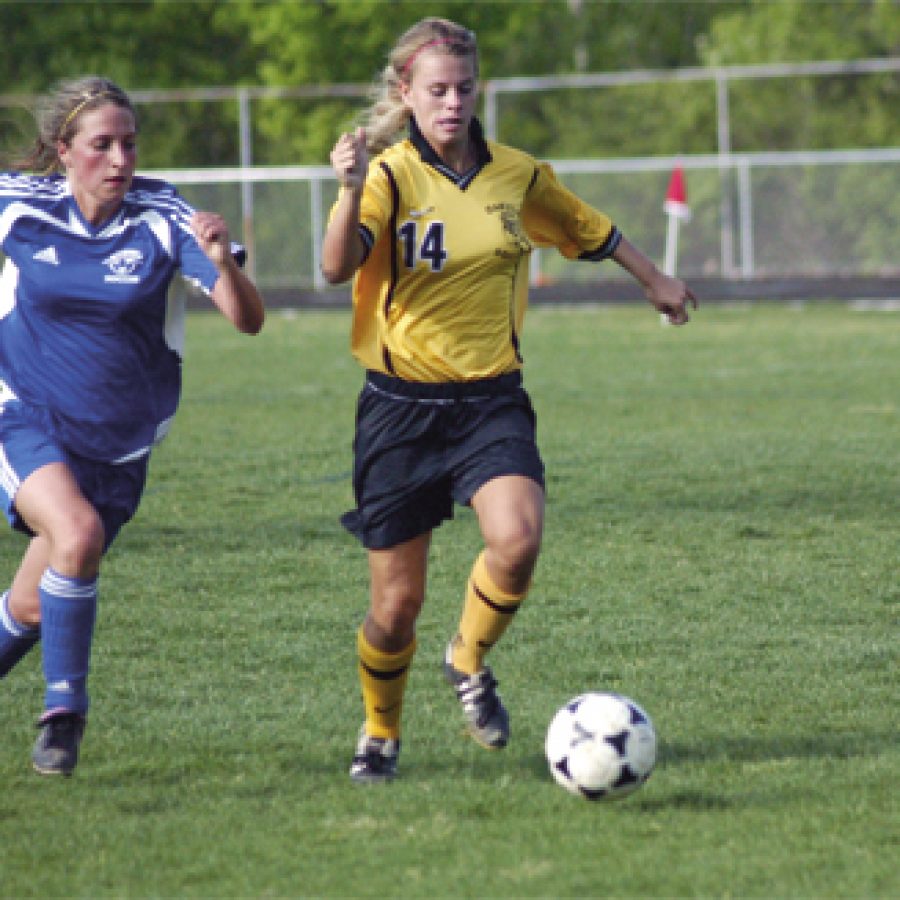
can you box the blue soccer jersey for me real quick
[0,173,230,462]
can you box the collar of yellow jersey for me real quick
[408,116,493,178]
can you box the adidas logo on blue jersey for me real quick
[32,246,59,265]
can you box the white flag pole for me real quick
[663,212,680,278]
[660,166,690,325]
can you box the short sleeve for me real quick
[521,163,621,261]
[169,188,244,295]
[329,159,396,257]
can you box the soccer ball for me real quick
[545,692,657,801]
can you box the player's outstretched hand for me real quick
[190,212,232,266]
[330,127,368,192]
[648,273,698,326]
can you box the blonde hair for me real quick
[10,75,135,174]
[361,18,478,155]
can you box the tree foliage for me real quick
[2,0,255,165]
[226,0,742,162]
[1,0,897,167]
[699,0,900,150]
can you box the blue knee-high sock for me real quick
[0,590,41,677]
[39,569,98,716]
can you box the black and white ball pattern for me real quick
[545,692,657,800]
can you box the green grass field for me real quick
[1,303,897,898]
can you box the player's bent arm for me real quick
[189,210,265,334]
[612,235,697,326]
[210,256,265,335]
[321,187,367,284]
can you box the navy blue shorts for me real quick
[0,398,149,552]
[341,370,545,550]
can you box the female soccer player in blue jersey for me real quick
[323,18,696,783]
[0,76,264,775]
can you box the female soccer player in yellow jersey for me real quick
[323,17,697,783]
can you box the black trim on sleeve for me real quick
[359,224,374,264]
[578,226,623,262]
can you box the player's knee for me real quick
[370,587,423,644]
[487,521,542,586]
[51,510,105,577]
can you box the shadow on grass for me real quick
[515,727,895,786]
[659,729,899,766]
[504,726,899,811]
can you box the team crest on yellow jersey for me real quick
[486,202,532,258]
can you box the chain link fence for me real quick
[159,146,899,303]
[4,59,898,302]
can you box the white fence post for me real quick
[483,80,498,141]
[238,87,255,282]
[311,175,325,291]
[737,158,754,278]
[715,71,736,279]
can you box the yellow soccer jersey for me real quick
[340,118,621,382]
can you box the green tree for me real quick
[2,0,896,168]
[696,0,900,271]
[225,0,597,164]
[225,0,739,163]
[2,0,260,166]
[699,0,900,150]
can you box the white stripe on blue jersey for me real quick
[0,172,68,202]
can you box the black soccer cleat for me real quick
[349,726,400,784]
[444,643,509,749]
[32,711,86,777]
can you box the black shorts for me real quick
[341,370,545,550]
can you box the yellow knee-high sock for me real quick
[357,627,416,740]
[450,551,527,675]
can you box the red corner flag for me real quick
[663,166,691,221]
